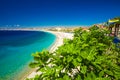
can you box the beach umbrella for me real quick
[108,17,120,36]
[108,18,119,23]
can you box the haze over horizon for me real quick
[0,0,120,27]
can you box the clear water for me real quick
[0,30,56,80]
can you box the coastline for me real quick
[0,29,73,80]
[25,30,73,79]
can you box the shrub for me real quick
[28,26,120,80]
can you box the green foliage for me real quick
[28,26,120,80]
[29,50,51,68]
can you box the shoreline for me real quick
[25,30,73,79]
[0,29,73,80]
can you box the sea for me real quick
[0,30,56,80]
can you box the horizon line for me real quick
[0,25,91,28]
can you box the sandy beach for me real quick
[26,30,73,79]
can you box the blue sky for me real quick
[0,0,120,27]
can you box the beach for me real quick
[0,30,56,80]
[26,30,73,79]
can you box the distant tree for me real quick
[113,17,120,20]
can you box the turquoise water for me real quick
[0,30,56,80]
